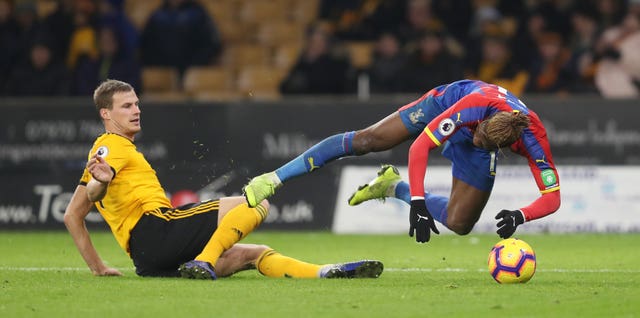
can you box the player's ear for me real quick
[100,108,110,120]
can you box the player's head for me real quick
[474,111,530,150]
[93,79,134,111]
[93,79,141,138]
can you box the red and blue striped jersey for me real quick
[405,80,560,221]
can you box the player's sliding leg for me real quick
[243,132,357,207]
[319,260,384,278]
[348,165,449,227]
[256,248,383,279]
[179,198,269,280]
[243,112,413,207]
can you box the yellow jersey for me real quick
[80,133,172,253]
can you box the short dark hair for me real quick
[93,79,134,112]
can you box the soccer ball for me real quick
[488,238,536,284]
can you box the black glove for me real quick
[495,209,525,239]
[409,199,440,243]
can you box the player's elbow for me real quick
[548,191,561,213]
[63,210,80,229]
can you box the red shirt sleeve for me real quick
[520,190,561,221]
[408,132,439,198]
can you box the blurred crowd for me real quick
[0,0,639,99]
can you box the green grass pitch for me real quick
[1,231,638,318]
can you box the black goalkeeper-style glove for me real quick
[409,199,440,243]
[495,209,525,239]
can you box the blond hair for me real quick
[93,79,134,112]
[482,111,530,148]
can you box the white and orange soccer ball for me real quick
[488,238,536,284]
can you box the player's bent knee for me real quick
[447,222,474,235]
[229,244,271,263]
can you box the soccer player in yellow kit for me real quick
[64,79,383,280]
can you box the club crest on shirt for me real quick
[96,146,109,158]
[438,118,455,136]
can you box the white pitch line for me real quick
[387,268,640,273]
[1,267,640,273]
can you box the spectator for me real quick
[396,0,443,44]
[280,23,352,95]
[73,26,141,95]
[432,0,472,44]
[5,40,71,96]
[140,0,222,74]
[596,0,627,30]
[467,32,528,96]
[594,11,640,98]
[318,0,405,41]
[368,31,407,93]
[566,6,600,93]
[66,0,99,69]
[39,0,74,63]
[97,0,138,58]
[0,0,19,93]
[318,0,365,40]
[525,31,574,94]
[465,5,504,73]
[359,0,406,41]
[395,29,463,94]
[13,1,40,65]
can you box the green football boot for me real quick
[243,172,281,208]
[348,165,401,206]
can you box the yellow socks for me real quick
[256,249,325,278]
[195,203,268,266]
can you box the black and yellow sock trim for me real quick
[254,204,268,222]
[255,248,277,276]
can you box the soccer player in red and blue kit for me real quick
[244,80,561,242]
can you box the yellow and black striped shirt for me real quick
[80,133,172,253]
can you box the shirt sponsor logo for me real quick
[540,169,557,187]
[438,118,455,136]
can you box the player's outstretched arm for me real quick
[407,132,440,243]
[64,185,122,276]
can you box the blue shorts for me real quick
[398,93,496,192]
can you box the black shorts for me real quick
[129,200,220,277]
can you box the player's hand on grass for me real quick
[409,199,439,243]
[87,154,113,184]
[495,209,525,239]
[93,266,123,276]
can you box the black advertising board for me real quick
[1,97,638,230]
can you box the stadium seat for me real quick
[183,66,233,95]
[237,0,288,24]
[235,66,287,100]
[199,0,237,22]
[141,67,180,93]
[222,44,272,70]
[256,21,304,48]
[345,41,374,70]
[216,17,253,44]
[273,43,302,71]
[290,0,320,24]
